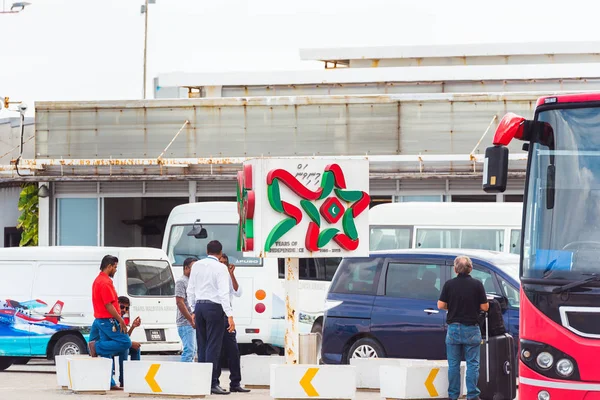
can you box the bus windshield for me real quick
[167,224,262,267]
[524,106,600,281]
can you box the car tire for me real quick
[346,338,385,363]
[53,335,87,357]
[310,321,323,364]
[0,357,13,371]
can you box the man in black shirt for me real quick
[438,256,489,400]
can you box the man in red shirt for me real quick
[88,255,132,391]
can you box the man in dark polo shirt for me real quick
[88,255,132,390]
[438,255,489,400]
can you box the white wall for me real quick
[0,186,21,247]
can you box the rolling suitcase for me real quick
[478,312,517,400]
[478,298,506,337]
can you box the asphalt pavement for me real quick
[1,358,517,400]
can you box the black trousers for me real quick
[195,301,225,388]
[217,316,241,388]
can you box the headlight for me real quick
[536,352,554,370]
[556,358,574,377]
[537,390,550,400]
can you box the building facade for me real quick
[3,42,600,248]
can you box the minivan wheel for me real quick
[53,335,87,357]
[347,338,385,362]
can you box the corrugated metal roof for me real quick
[33,93,537,161]
[156,63,600,88]
[299,41,600,62]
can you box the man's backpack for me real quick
[478,298,506,337]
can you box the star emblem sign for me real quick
[264,164,370,253]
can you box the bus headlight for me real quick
[536,352,554,370]
[537,390,550,400]
[556,359,574,377]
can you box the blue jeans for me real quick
[178,325,197,362]
[446,323,482,400]
[89,319,131,387]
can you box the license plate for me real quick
[146,329,165,342]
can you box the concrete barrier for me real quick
[124,360,212,398]
[351,358,439,391]
[55,355,89,389]
[67,356,113,394]
[240,354,285,388]
[270,364,356,399]
[380,363,466,399]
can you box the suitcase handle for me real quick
[503,361,511,375]
[485,311,490,383]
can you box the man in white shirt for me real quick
[216,253,250,393]
[187,240,235,395]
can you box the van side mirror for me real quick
[483,145,509,193]
[187,219,208,239]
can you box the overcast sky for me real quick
[1,0,599,118]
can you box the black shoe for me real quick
[230,386,251,393]
[211,386,230,395]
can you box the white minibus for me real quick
[0,246,179,371]
[369,202,522,254]
[162,202,333,354]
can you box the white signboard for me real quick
[237,157,370,258]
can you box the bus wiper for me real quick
[552,274,600,294]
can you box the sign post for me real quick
[237,157,370,366]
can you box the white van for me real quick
[0,246,180,371]
[162,202,279,354]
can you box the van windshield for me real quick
[126,260,175,297]
[167,224,262,267]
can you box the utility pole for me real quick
[142,0,149,99]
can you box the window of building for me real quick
[451,195,497,202]
[370,196,392,209]
[504,195,524,202]
[396,195,444,202]
[3,227,21,247]
[385,263,442,301]
[57,198,99,246]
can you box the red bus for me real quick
[484,93,600,400]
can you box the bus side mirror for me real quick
[483,145,509,193]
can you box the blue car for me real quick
[321,249,520,364]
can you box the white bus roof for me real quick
[370,202,523,227]
[0,246,169,262]
[166,201,239,226]
[369,248,519,263]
